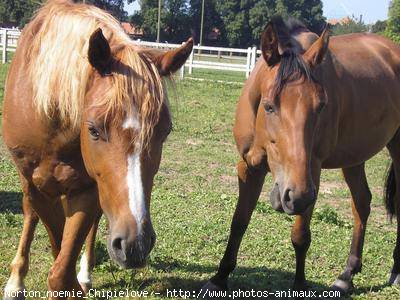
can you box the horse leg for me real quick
[202,159,267,291]
[386,137,400,284]
[291,165,320,291]
[332,163,371,294]
[4,188,39,300]
[4,174,65,300]
[291,206,314,291]
[47,187,99,299]
[77,211,102,293]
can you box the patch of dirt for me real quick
[319,181,346,196]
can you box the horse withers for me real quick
[2,0,192,299]
[204,16,400,294]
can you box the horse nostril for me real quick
[112,237,123,251]
[283,189,292,203]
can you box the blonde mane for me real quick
[26,0,164,147]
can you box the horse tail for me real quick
[384,162,396,221]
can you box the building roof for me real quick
[121,22,143,36]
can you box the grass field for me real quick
[1,62,400,299]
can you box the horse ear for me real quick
[303,26,330,68]
[88,28,112,76]
[261,22,281,66]
[152,38,193,76]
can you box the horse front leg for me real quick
[332,163,371,295]
[202,158,267,291]
[291,206,314,291]
[291,164,320,291]
[77,211,102,293]
[47,187,99,300]
[4,191,39,300]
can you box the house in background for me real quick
[121,22,143,39]
[327,16,352,26]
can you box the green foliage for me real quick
[0,0,42,28]
[188,0,223,45]
[275,0,325,33]
[134,0,325,47]
[85,0,130,21]
[131,0,190,43]
[331,16,368,36]
[372,20,387,33]
[0,1,132,28]
[386,0,400,43]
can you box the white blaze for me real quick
[123,115,146,236]
[123,116,140,130]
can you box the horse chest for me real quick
[30,152,94,199]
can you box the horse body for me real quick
[2,1,192,299]
[206,17,400,294]
[318,34,400,168]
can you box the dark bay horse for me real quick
[204,16,400,294]
[2,0,192,299]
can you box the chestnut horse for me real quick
[2,0,192,299]
[204,17,400,294]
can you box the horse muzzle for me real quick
[281,185,316,215]
[107,225,156,269]
[270,182,316,215]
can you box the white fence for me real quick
[0,28,20,63]
[136,40,260,78]
[0,29,261,79]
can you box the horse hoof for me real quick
[293,279,308,291]
[199,280,226,298]
[389,273,400,285]
[3,291,26,300]
[331,279,353,296]
[78,281,92,294]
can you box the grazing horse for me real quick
[2,0,192,299]
[203,16,400,294]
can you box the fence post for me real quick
[2,29,7,64]
[245,47,251,78]
[250,46,257,72]
[188,47,194,75]
[180,42,185,79]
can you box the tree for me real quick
[0,0,42,28]
[371,20,387,33]
[189,0,223,45]
[275,0,325,33]
[386,0,400,43]
[0,1,132,28]
[132,0,190,43]
[248,0,276,45]
[84,0,130,21]
[331,16,367,36]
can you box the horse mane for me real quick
[269,16,312,98]
[26,0,164,148]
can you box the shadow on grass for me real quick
[94,256,339,299]
[0,191,22,214]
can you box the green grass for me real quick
[1,62,400,299]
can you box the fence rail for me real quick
[136,40,259,78]
[0,29,260,79]
[0,28,20,63]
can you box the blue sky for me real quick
[124,0,390,24]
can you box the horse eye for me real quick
[89,126,100,140]
[264,104,275,114]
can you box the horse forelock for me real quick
[272,51,312,99]
[26,0,165,150]
[268,16,313,99]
